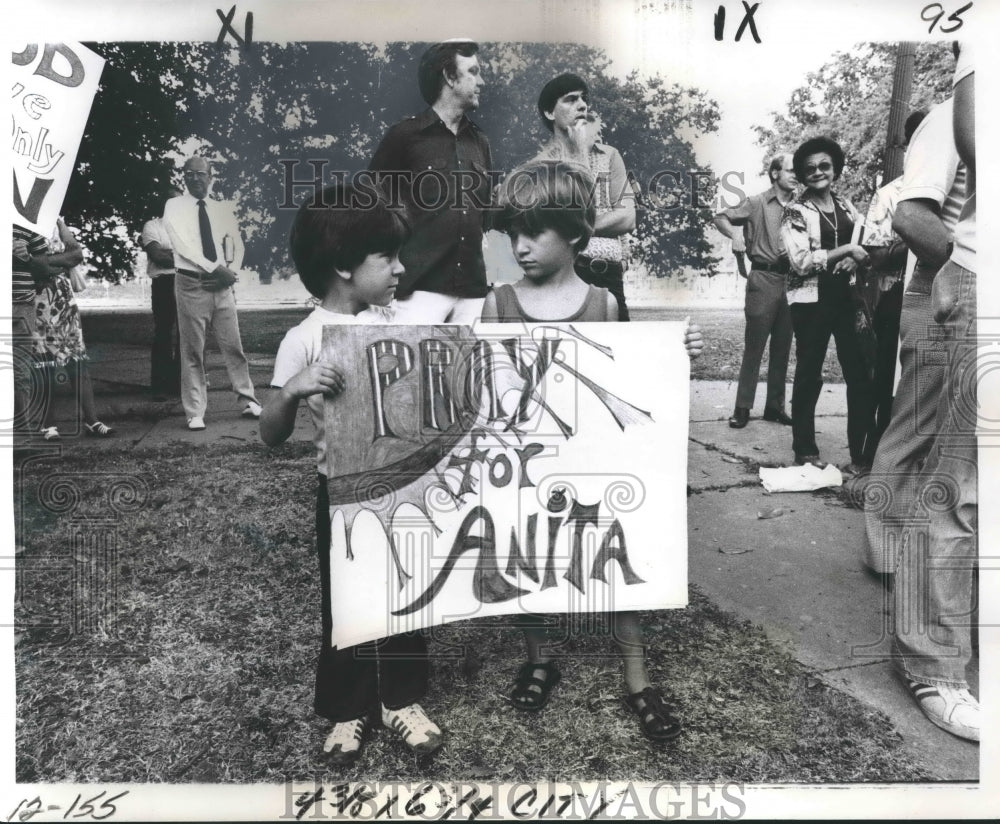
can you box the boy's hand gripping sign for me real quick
[323,322,689,647]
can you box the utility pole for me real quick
[882,42,917,183]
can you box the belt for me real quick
[575,254,624,276]
[749,259,789,275]
[177,268,218,284]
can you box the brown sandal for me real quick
[626,687,682,741]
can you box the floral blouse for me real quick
[780,190,863,304]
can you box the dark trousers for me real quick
[150,274,181,394]
[314,476,428,722]
[735,269,792,411]
[575,259,629,321]
[871,279,904,444]
[790,277,876,464]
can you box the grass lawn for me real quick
[14,441,924,784]
[81,305,847,388]
[630,306,846,385]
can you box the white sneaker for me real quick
[187,416,206,431]
[242,401,262,418]
[40,426,60,441]
[322,716,368,765]
[381,703,443,755]
[907,680,980,742]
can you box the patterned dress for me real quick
[33,273,88,367]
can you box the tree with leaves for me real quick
[753,41,955,208]
[64,41,720,281]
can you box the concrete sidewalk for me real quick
[687,383,978,782]
[22,344,980,780]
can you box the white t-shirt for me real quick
[950,42,975,272]
[897,97,967,288]
[270,306,389,475]
[140,218,175,278]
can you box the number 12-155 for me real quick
[7,790,129,822]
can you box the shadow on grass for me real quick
[14,442,924,784]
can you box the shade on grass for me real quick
[15,442,921,783]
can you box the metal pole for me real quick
[882,42,917,183]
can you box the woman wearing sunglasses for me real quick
[780,136,875,473]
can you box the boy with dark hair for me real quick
[260,183,443,764]
[483,159,616,321]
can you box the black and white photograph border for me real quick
[4,0,999,819]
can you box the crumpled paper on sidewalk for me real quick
[759,464,843,493]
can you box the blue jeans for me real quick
[892,262,977,688]
[863,291,947,573]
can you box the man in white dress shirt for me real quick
[163,156,261,430]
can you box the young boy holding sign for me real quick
[260,184,443,765]
[482,159,703,741]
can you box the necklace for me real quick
[817,202,839,247]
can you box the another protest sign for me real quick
[12,43,105,233]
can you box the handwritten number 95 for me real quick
[921,1,972,32]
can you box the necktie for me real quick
[197,199,217,262]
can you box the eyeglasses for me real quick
[804,161,834,175]
[184,171,210,179]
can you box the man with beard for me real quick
[534,73,637,321]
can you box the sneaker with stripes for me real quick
[381,703,443,755]
[322,716,368,765]
[906,680,980,742]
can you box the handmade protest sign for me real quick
[323,322,689,648]
[12,42,104,233]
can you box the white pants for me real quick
[389,291,486,325]
[175,275,258,420]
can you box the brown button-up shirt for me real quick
[720,185,792,266]
[369,108,493,300]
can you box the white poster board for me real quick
[324,322,689,647]
[12,43,105,233]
